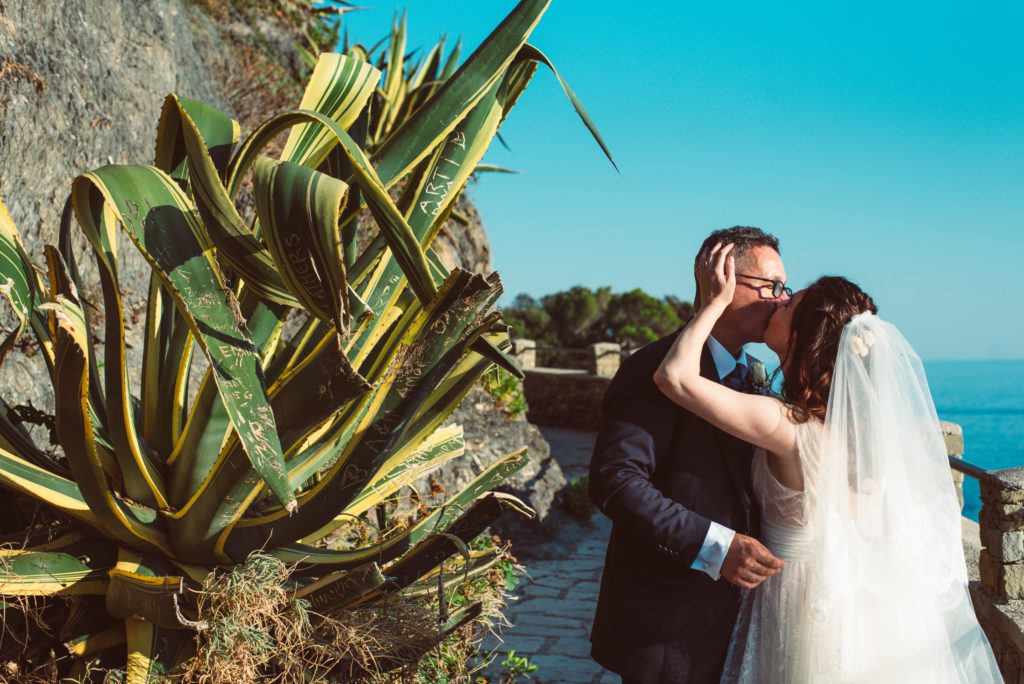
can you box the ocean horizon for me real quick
[924,359,1024,521]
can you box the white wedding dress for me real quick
[721,421,824,683]
[721,314,1003,683]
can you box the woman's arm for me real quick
[653,242,798,460]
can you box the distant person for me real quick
[589,226,787,683]
[652,242,1001,682]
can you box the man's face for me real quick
[723,245,788,344]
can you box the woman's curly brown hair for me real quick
[781,276,877,422]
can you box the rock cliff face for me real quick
[0,0,562,523]
[0,0,234,416]
[438,386,566,524]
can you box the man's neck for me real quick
[710,321,745,358]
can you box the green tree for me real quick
[605,288,686,349]
[501,286,693,353]
[501,294,556,346]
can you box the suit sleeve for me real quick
[588,347,714,567]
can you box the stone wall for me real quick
[522,368,611,431]
[517,339,621,431]
[972,465,1024,682]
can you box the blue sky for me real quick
[340,1,1024,361]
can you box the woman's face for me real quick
[765,289,806,361]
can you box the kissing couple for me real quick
[588,226,1002,683]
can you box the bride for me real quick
[653,242,1002,683]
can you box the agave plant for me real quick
[0,0,613,680]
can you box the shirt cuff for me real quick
[690,521,736,580]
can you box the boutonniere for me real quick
[745,361,771,395]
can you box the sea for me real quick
[925,360,1024,521]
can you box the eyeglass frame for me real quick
[735,273,792,299]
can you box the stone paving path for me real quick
[482,427,617,683]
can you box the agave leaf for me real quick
[439,37,462,81]
[164,97,299,308]
[262,329,372,453]
[125,618,193,684]
[411,37,444,92]
[517,44,617,170]
[392,332,497,456]
[342,424,464,519]
[66,622,126,658]
[280,52,381,168]
[473,163,521,174]
[263,313,327,380]
[253,157,349,331]
[0,549,111,596]
[351,75,505,317]
[361,495,507,598]
[106,549,195,630]
[71,165,297,514]
[155,94,239,189]
[166,327,372,563]
[55,196,107,424]
[292,561,386,615]
[168,293,287,508]
[275,449,530,576]
[56,192,169,510]
[379,11,409,138]
[399,546,503,599]
[370,0,551,185]
[0,198,42,371]
[0,445,100,529]
[140,274,195,460]
[348,73,524,378]
[48,288,173,557]
[148,92,243,461]
[228,109,437,306]
[216,270,501,561]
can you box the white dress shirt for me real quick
[689,335,747,579]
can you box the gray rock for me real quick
[429,386,567,531]
[0,0,233,413]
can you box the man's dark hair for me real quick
[697,226,780,265]
[693,226,780,311]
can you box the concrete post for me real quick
[588,342,621,377]
[512,338,536,370]
[979,466,1024,599]
[941,420,965,512]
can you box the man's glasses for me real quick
[736,273,792,299]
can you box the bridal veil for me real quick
[807,313,1002,682]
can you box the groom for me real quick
[589,226,788,683]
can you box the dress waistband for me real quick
[760,517,815,561]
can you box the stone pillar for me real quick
[979,466,1024,599]
[941,420,965,512]
[512,338,536,370]
[588,342,621,377]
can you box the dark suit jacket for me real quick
[589,332,759,684]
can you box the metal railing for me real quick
[949,455,989,481]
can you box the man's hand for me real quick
[720,533,784,589]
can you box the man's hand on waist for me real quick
[720,533,784,589]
